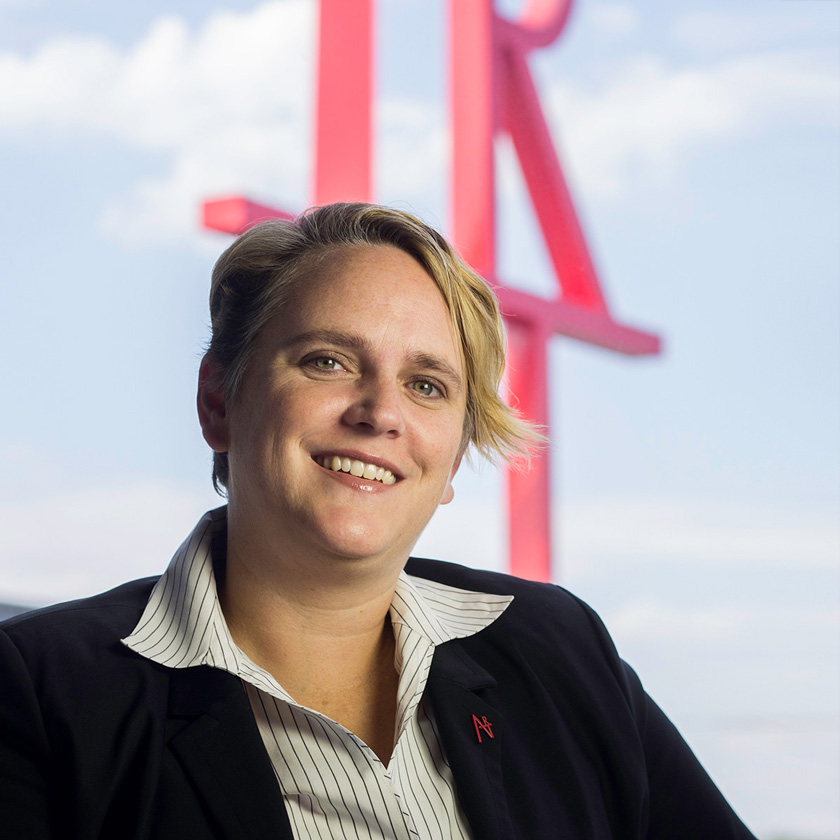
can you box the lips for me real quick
[315,454,398,484]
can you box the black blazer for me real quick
[1,558,756,839]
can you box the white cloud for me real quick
[0,481,218,606]
[561,498,840,569]
[604,600,840,643]
[96,118,311,248]
[0,1,450,246]
[0,4,315,144]
[606,601,746,640]
[540,48,839,200]
[0,1,317,245]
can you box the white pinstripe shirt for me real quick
[123,509,513,839]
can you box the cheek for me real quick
[418,423,464,475]
[245,389,345,464]
[228,399,288,468]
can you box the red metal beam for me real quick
[496,286,660,356]
[202,197,294,235]
[314,0,374,204]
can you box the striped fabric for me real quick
[123,508,513,839]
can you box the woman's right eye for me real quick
[307,356,343,371]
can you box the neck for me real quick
[220,542,398,658]
[218,513,402,764]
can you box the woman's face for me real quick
[201,244,468,568]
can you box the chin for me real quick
[315,522,413,566]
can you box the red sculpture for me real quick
[202,0,660,582]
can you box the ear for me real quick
[439,452,464,506]
[197,355,230,453]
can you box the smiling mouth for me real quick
[316,455,398,485]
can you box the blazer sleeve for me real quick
[617,655,758,838]
[564,594,759,839]
[0,628,57,839]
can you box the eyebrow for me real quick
[284,328,464,391]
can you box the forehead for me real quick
[268,244,461,360]
[299,243,440,309]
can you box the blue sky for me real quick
[1,1,838,836]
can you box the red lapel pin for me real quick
[472,713,494,743]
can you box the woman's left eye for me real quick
[410,380,441,397]
[309,356,342,371]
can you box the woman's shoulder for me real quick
[0,577,172,742]
[0,577,160,664]
[405,556,616,652]
[407,556,643,724]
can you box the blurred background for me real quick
[0,1,837,837]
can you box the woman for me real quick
[1,203,757,838]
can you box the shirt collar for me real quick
[123,507,512,676]
[390,570,512,646]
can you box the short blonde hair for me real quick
[205,202,540,492]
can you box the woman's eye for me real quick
[410,380,440,397]
[310,356,341,371]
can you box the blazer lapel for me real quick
[425,643,515,840]
[166,666,294,840]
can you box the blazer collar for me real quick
[425,641,515,840]
[166,666,294,840]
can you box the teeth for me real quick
[319,455,398,485]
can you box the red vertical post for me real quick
[315,0,374,204]
[505,320,552,581]
[450,0,496,278]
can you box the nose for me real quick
[342,376,406,437]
